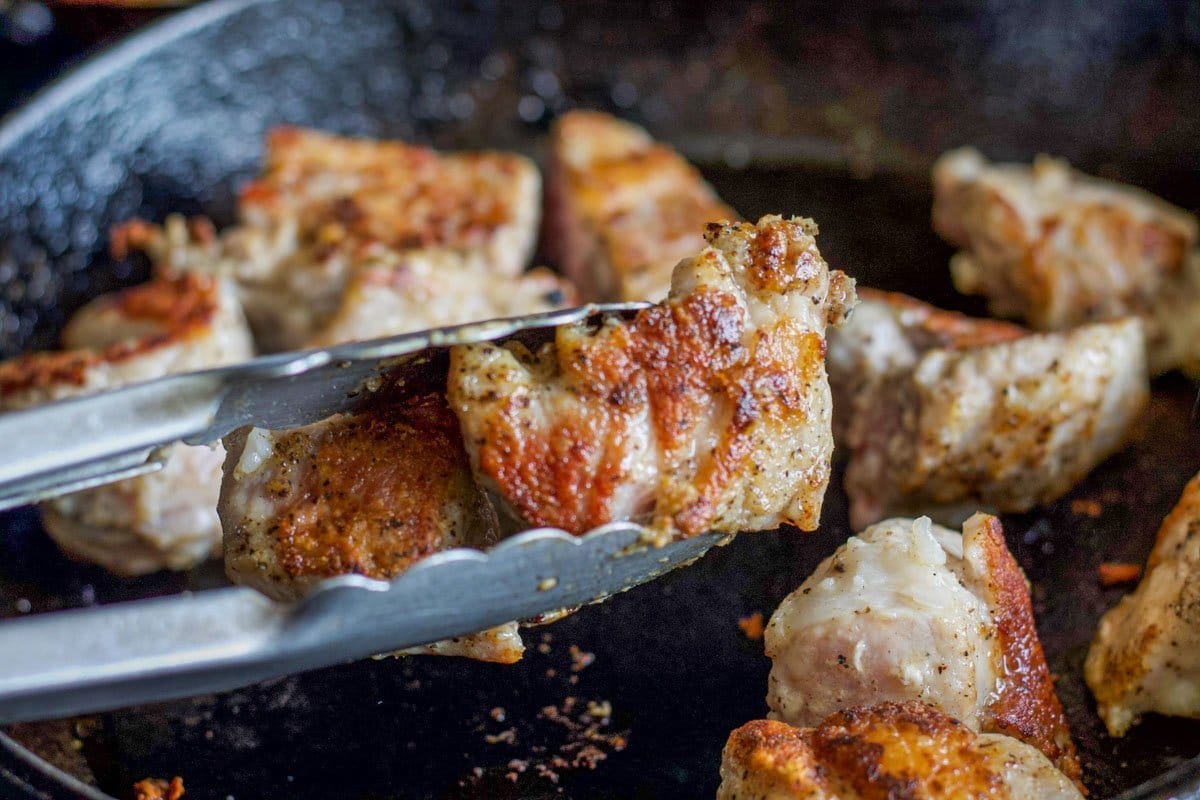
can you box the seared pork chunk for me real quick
[545,110,736,302]
[219,389,522,663]
[0,274,253,574]
[449,216,856,542]
[310,252,575,346]
[121,127,545,351]
[1086,471,1200,736]
[719,703,1082,800]
[766,514,1080,783]
[933,147,1200,375]
[828,289,1147,528]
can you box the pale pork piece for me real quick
[309,251,575,346]
[1086,472,1200,736]
[545,110,736,302]
[718,703,1083,800]
[119,126,545,351]
[449,216,857,542]
[219,389,524,664]
[933,147,1200,375]
[765,515,1081,784]
[827,289,1148,528]
[0,273,253,575]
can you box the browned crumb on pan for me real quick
[485,728,517,745]
[1071,499,1105,518]
[568,644,595,672]
[465,693,627,790]
[133,776,184,800]
[737,611,765,641]
[1098,562,1143,587]
[512,697,626,784]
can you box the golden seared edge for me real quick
[827,288,1147,529]
[932,147,1200,375]
[1086,471,1200,736]
[219,388,522,664]
[448,215,856,542]
[765,514,1080,785]
[718,702,1082,800]
[116,126,545,351]
[0,273,253,575]
[246,127,539,268]
[545,110,736,302]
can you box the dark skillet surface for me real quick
[1,1,1200,798]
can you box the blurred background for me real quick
[3,0,1200,360]
[1,2,183,112]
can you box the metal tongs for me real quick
[0,305,721,724]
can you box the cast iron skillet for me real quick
[2,1,1200,797]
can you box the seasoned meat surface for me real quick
[719,702,1082,800]
[827,289,1025,445]
[828,289,1147,528]
[449,215,856,541]
[1086,471,1200,736]
[220,391,496,597]
[120,126,545,351]
[933,147,1200,375]
[310,251,575,346]
[765,514,1080,783]
[545,110,736,302]
[0,273,254,575]
[219,388,522,664]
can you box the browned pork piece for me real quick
[119,126,552,351]
[827,289,1147,529]
[219,388,523,663]
[448,215,856,543]
[933,147,1200,375]
[0,273,253,575]
[545,110,736,302]
[719,702,1083,800]
[765,514,1080,785]
[1086,471,1200,736]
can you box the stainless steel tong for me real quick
[0,305,722,723]
[0,303,632,511]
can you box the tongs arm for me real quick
[0,525,719,724]
[0,371,227,510]
[0,304,645,512]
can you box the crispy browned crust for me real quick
[857,288,1026,350]
[0,273,222,395]
[133,777,184,800]
[257,391,485,580]
[547,110,736,299]
[723,703,1011,799]
[972,515,1083,788]
[469,219,831,537]
[721,719,828,797]
[476,287,747,534]
[241,125,529,257]
[1086,472,1200,728]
